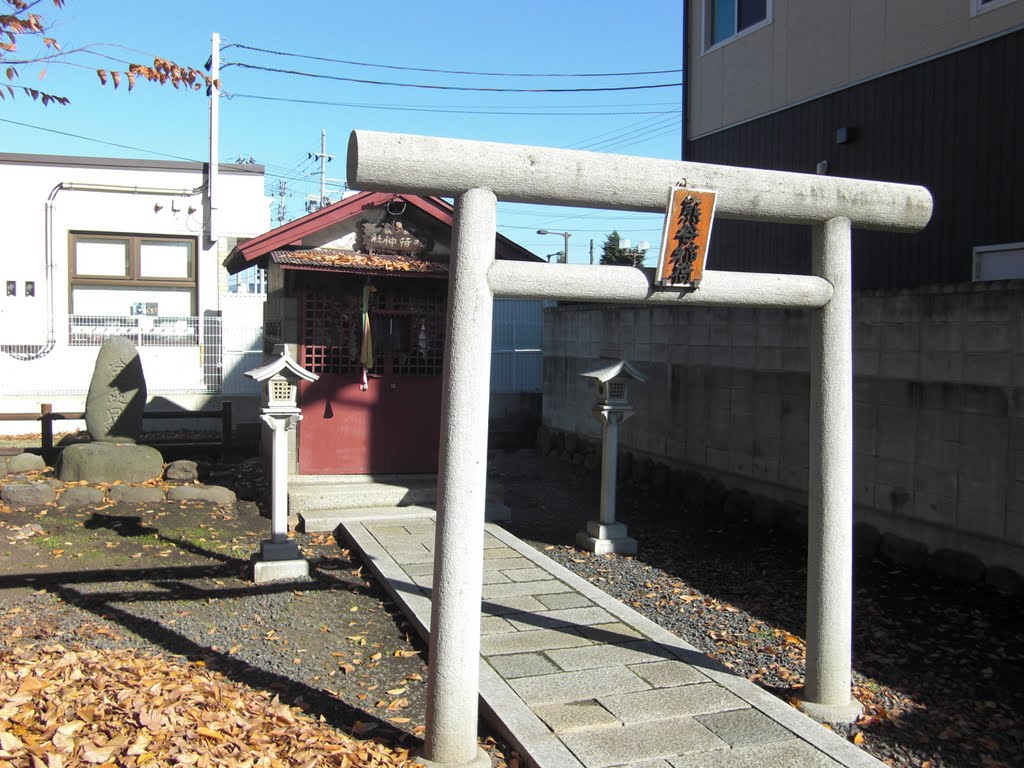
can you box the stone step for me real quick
[299,505,436,532]
[288,478,438,513]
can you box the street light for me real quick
[537,229,570,263]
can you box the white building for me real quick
[0,153,271,433]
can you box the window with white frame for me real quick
[973,242,1024,281]
[971,0,1017,17]
[706,0,770,49]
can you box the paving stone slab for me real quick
[401,561,434,576]
[480,616,517,636]
[484,547,525,560]
[483,556,535,572]
[561,717,727,767]
[598,683,747,723]
[507,666,650,706]
[481,628,593,656]
[482,533,506,549]
[387,548,435,565]
[487,652,563,679]
[535,592,595,610]
[482,595,550,616]
[365,523,421,536]
[696,708,797,748]
[501,566,554,582]
[507,606,617,632]
[627,659,710,688]
[546,640,676,672]
[575,622,645,643]
[483,579,572,599]
[666,738,843,768]
[482,570,511,585]
[533,699,621,734]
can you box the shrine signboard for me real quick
[655,186,717,287]
[359,220,432,255]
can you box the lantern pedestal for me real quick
[576,522,637,555]
[244,347,318,585]
[576,403,639,557]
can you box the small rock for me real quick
[5,453,46,474]
[108,486,167,504]
[879,533,928,570]
[58,486,106,508]
[165,460,199,482]
[167,484,236,507]
[926,548,985,583]
[1,482,56,507]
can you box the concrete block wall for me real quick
[542,281,1024,572]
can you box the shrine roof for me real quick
[269,247,449,276]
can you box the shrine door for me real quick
[298,275,446,475]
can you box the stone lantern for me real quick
[577,359,647,555]
[245,344,318,583]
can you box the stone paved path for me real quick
[342,515,883,768]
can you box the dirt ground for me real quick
[0,454,512,766]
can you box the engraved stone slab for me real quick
[85,337,147,443]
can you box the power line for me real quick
[224,91,676,116]
[0,117,200,162]
[223,61,681,93]
[223,42,682,79]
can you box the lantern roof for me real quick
[245,345,319,383]
[579,359,647,384]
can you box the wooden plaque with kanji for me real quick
[656,186,717,287]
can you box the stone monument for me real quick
[85,336,146,443]
[57,337,163,483]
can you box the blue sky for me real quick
[2,0,684,263]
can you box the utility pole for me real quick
[207,32,220,244]
[306,129,335,212]
[276,180,288,225]
[589,238,594,265]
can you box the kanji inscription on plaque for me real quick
[656,186,717,287]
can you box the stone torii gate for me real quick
[346,130,932,768]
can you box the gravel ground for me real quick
[492,449,1024,768]
[2,446,1022,768]
[0,457,512,766]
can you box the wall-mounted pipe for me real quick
[2,182,203,360]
